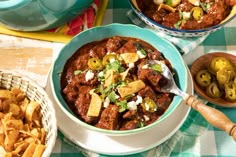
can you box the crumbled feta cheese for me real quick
[142,64,149,69]
[183,12,191,20]
[197,17,203,23]
[128,63,135,68]
[98,71,104,77]
[153,0,164,5]
[136,95,143,104]
[109,57,116,63]
[85,70,94,81]
[127,101,137,110]
[194,1,200,6]
[145,103,150,111]
[143,115,150,121]
[115,94,120,99]
[103,97,110,108]
[89,89,95,95]
[137,50,146,59]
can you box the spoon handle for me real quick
[185,95,236,141]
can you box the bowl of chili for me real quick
[129,0,236,37]
[50,23,189,136]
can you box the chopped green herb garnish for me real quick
[74,70,83,75]
[106,60,125,73]
[179,10,183,19]
[207,2,213,10]
[134,42,142,50]
[165,0,172,6]
[138,121,144,128]
[108,91,117,103]
[174,20,182,29]
[200,2,212,11]
[104,83,116,94]
[200,2,207,11]
[151,64,162,73]
[98,76,105,82]
[124,94,135,100]
[116,100,128,112]
[140,49,147,56]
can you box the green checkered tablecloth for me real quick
[51,0,236,157]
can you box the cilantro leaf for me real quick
[151,64,162,73]
[179,10,183,20]
[74,70,84,75]
[165,0,172,6]
[106,60,125,73]
[108,91,117,103]
[138,121,144,128]
[140,49,147,56]
[200,2,213,12]
[174,20,182,29]
[116,100,128,112]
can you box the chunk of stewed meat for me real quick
[75,86,96,123]
[120,119,139,130]
[117,40,137,54]
[96,105,120,130]
[122,110,137,119]
[106,36,123,52]
[148,50,162,60]
[89,46,107,59]
[74,72,98,86]
[138,86,158,102]
[138,68,167,92]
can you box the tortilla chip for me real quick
[118,80,146,98]
[22,143,37,157]
[87,93,103,117]
[32,144,46,157]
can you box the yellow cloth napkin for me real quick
[0,0,108,43]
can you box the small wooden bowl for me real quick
[190,52,236,108]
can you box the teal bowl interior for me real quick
[51,23,188,135]
[0,0,93,31]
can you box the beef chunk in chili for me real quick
[96,105,120,130]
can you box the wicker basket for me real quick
[0,69,57,157]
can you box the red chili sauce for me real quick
[136,0,235,30]
[61,36,175,130]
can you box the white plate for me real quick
[46,68,193,156]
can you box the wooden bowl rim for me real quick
[190,52,236,108]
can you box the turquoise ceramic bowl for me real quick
[51,23,188,136]
[0,0,93,31]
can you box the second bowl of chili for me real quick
[129,0,236,37]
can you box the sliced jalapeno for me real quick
[141,97,157,113]
[206,82,222,99]
[195,69,212,88]
[216,67,236,86]
[88,58,104,70]
[191,7,204,21]
[208,57,234,75]
[224,81,236,102]
[102,54,117,66]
